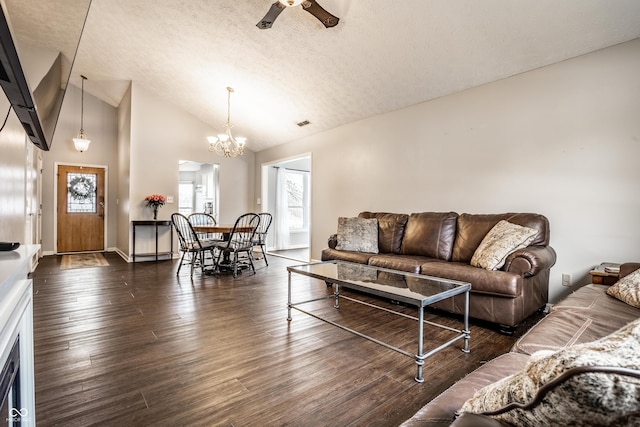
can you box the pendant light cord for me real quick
[80,75,87,132]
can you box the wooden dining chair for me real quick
[252,212,273,266]
[213,213,260,278]
[172,213,216,277]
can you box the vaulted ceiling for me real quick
[7,0,640,152]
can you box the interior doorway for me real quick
[56,164,106,253]
[261,155,311,262]
[178,161,219,219]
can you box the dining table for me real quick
[192,224,254,241]
[192,224,256,272]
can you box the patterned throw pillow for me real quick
[335,217,379,254]
[607,268,640,308]
[470,220,538,270]
[459,318,640,426]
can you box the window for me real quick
[67,173,97,213]
[286,170,309,230]
[178,181,194,215]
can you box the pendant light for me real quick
[73,75,91,152]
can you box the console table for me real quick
[131,220,173,262]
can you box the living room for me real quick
[1,1,639,425]
[0,1,637,297]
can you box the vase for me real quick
[153,206,158,220]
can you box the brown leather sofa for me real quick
[401,262,640,426]
[321,211,557,329]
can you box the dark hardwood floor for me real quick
[31,253,521,426]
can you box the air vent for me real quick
[297,120,310,127]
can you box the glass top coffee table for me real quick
[287,260,471,382]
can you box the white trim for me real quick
[0,245,40,426]
[271,244,308,250]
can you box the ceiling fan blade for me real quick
[256,2,286,29]
[302,0,339,28]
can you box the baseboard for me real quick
[112,247,129,262]
[268,245,309,250]
[110,247,177,263]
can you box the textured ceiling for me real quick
[7,0,640,152]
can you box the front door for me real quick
[57,165,105,253]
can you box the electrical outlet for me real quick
[562,273,571,287]
[166,196,174,203]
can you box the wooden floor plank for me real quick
[32,252,526,426]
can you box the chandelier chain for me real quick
[226,87,232,125]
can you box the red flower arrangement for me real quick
[144,194,166,208]
[145,194,166,219]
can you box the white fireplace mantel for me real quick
[0,244,39,425]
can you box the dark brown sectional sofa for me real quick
[401,262,640,426]
[321,211,557,329]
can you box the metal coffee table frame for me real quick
[287,260,471,382]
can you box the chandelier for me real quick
[207,87,247,158]
[72,75,91,152]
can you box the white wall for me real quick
[127,83,255,256]
[31,77,256,258]
[116,83,132,255]
[41,83,119,254]
[1,44,63,250]
[255,39,640,303]
[129,83,254,224]
[0,98,28,243]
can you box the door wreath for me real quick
[68,175,95,201]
